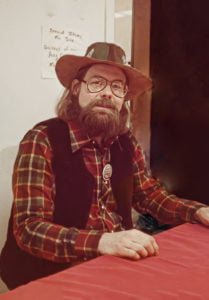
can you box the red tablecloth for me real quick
[1,223,209,299]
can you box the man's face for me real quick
[74,64,127,112]
[70,64,128,140]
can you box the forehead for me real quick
[85,63,126,81]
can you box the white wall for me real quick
[0,0,114,293]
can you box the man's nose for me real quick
[100,84,113,99]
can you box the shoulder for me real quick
[19,119,63,153]
[119,131,147,163]
[119,130,143,151]
[34,117,66,129]
[15,122,55,167]
[22,118,67,141]
[21,124,48,144]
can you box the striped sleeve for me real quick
[128,132,206,224]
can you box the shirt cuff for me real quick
[74,230,103,259]
[179,200,207,223]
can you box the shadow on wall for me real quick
[0,146,18,293]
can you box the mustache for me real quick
[86,98,118,111]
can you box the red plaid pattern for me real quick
[13,121,205,263]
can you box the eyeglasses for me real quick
[81,76,128,98]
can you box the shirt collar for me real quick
[67,120,118,153]
[68,121,90,153]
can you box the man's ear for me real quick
[71,79,81,96]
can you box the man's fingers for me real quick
[129,242,149,258]
[98,229,160,260]
[114,243,141,260]
[131,231,159,256]
[143,239,159,256]
[152,240,160,255]
[124,248,141,260]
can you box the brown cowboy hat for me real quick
[55,42,152,100]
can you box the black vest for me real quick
[0,118,134,289]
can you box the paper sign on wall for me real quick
[41,25,88,78]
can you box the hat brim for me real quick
[55,55,152,100]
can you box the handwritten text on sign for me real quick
[41,25,88,78]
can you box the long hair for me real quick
[56,66,90,121]
[56,88,79,121]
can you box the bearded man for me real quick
[1,42,209,290]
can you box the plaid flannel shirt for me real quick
[13,120,205,263]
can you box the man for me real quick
[1,42,209,289]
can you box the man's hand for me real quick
[194,207,209,226]
[98,229,159,260]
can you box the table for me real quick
[1,223,209,299]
